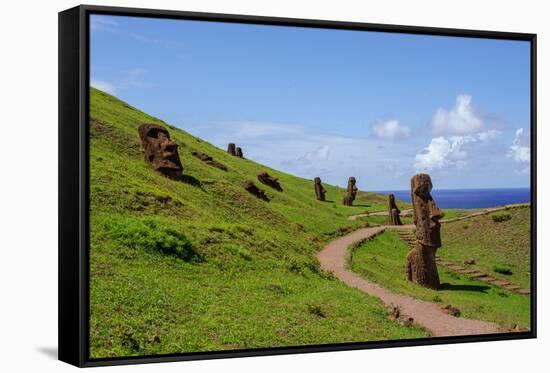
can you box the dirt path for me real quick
[348,203,529,222]
[348,209,412,221]
[317,226,501,337]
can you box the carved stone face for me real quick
[314,177,321,184]
[138,124,183,179]
[411,173,443,248]
[227,143,236,155]
[347,177,358,193]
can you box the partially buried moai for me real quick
[314,177,326,201]
[138,123,183,179]
[342,177,358,206]
[236,147,244,158]
[257,171,283,191]
[243,180,269,201]
[388,193,403,226]
[227,143,237,156]
[406,173,444,289]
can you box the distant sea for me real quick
[376,188,530,209]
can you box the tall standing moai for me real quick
[342,176,358,206]
[406,173,444,289]
[138,123,183,179]
[236,147,244,158]
[314,177,326,201]
[388,193,403,226]
[227,143,237,156]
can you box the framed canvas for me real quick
[59,4,537,367]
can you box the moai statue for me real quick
[236,147,244,158]
[243,180,269,201]
[191,151,228,171]
[388,193,403,226]
[257,171,283,191]
[314,177,326,201]
[342,176,358,206]
[227,143,237,156]
[406,173,444,289]
[138,123,183,179]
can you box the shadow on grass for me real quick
[351,204,371,207]
[180,174,202,188]
[440,283,491,293]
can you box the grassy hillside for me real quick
[439,206,531,289]
[350,230,530,329]
[88,88,426,358]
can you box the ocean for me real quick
[376,188,531,209]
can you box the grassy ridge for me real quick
[439,206,531,289]
[89,88,426,358]
[350,230,530,329]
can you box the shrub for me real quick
[491,212,512,223]
[103,216,200,261]
[493,265,513,275]
[306,304,326,318]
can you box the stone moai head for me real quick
[236,147,243,158]
[347,177,358,193]
[257,171,282,191]
[227,143,237,155]
[244,180,269,201]
[314,177,326,201]
[138,124,183,179]
[411,173,443,248]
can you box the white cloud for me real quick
[414,130,500,172]
[90,79,116,94]
[508,128,530,164]
[430,94,484,135]
[187,120,416,189]
[371,120,411,140]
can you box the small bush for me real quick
[493,265,513,275]
[491,212,512,223]
[306,304,326,318]
[432,295,443,303]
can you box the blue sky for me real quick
[90,15,531,190]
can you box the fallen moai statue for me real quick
[257,171,283,191]
[244,180,269,201]
[191,151,227,171]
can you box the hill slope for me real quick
[88,88,425,358]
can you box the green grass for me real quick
[439,206,531,288]
[89,88,426,358]
[349,230,530,329]
[441,209,481,221]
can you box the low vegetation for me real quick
[439,206,530,288]
[89,88,427,358]
[349,230,530,329]
[491,212,512,223]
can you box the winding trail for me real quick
[317,226,501,337]
[347,203,529,222]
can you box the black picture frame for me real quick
[59,4,537,367]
